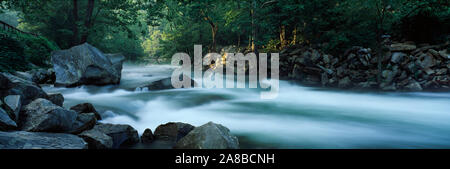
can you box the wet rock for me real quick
[70,103,101,120]
[51,43,123,87]
[141,128,155,144]
[154,122,195,142]
[143,76,198,90]
[21,99,77,132]
[0,131,87,149]
[0,73,48,106]
[85,123,139,148]
[70,113,97,134]
[3,95,21,121]
[78,129,113,149]
[0,108,17,131]
[47,93,64,107]
[105,53,125,79]
[174,122,239,149]
[30,68,56,84]
[391,52,406,63]
[382,70,395,85]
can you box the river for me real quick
[43,64,450,149]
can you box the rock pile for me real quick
[279,42,450,91]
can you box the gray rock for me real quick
[70,103,101,120]
[143,76,198,90]
[85,123,139,148]
[141,128,155,144]
[105,53,125,79]
[30,68,55,84]
[51,43,123,87]
[0,131,87,149]
[405,80,423,91]
[0,108,17,131]
[390,43,416,52]
[174,122,239,149]
[78,129,113,149]
[0,73,48,106]
[47,93,64,106]
[3,95,21,121]
[21,99,77,132]
[154,122,195,142]
[70,113,97,134]
[391,52,406,63]
[338,77,352,88]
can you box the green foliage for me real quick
[0,30,59,72]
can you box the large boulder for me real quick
[20,99,77,132]
[0,108,17,131]
[0,131,87,149]
[29,68,56,84]
[154,122,195,142]
[51,43,123,87]
[141,128,155,144]
[105,53,125,79]
[174,122,239,149]
[70,103,101,120]
[78,129,113,149]
[83,123,139,148]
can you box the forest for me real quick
[1,0,448,64]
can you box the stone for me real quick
[390,43,417,52]
[30,68,55,84]
[3,95,21,121]
[21,98,77,132]
[78,129,113,149]
[423,68,435,75]
[143,76,198,90]
[70,113,97,134]
[174,122,239,149]
[154,122,195,142]
[47,93,64,107]
[0,73,48,106]
[70,103,101,120]
[338,77,352,88]
[141,128,155,144]
[85,123,139,148]
[0,108,17,131]
[391,52,406,63]
[405,80,423,91]
[105,53,125,79]
[382,70,395,84]
[0,131,87,149]
[51,43,123,87]
[419,54,436,68]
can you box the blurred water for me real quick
[43,64,450,149]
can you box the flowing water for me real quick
[43,64,450,149]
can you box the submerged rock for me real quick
[154,122,195,142]
[70,103,101,120]
[51,43,123,87]
[21,99,77,132]
[143,75,198,90]
[0,131,87,149]
[84,123,139,148]
[174,122,239,149]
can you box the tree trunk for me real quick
[279,25,287,49]
[72,0,79,46]
[292,26,297,45]
[250,0,256,52]
[210,24,218,52]
[80,0,95,44]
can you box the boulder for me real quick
[3,95,21,121]
[391,52,406,63]
[141,128,155,144]
[30,68,56,84]
[338,77,352,88]
[0,73,48,106]
[0,108,17,131]
[154,122,195,142]
[405,80,423,91]
[78,129,113,149]
[21,98,77,132]
[0,131,87,149]
[51,43,123,87]
[84,123,139,148]
[70,103,101,120]
[105,53,125,79]
[47,93,64,107]
[174,122,239,149]
[70,113,97,134]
